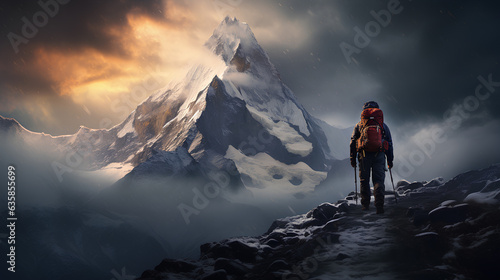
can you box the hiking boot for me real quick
[376,207,385,214]
[362,205,370,211]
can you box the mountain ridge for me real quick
[1,17,336,195]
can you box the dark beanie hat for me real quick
[363,101,379,109]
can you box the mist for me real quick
[0,134,353,279]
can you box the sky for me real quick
[1,0,500,180]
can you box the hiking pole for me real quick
[389,167,398,204]
[354,166,358,205]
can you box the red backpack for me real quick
[357,108,386,152]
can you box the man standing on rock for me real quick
[350,101,394,214]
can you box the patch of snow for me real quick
[81,162,135,184]
[189,110,202,123]
[246,106,313,157]
[225,146,326,196]
[464,189,500,205]
[163,118,175,129]
[319,214,396,279]
[415,232,439,237]
[429,206,447,215]
[117,116,135,138]
[439,200,457,206]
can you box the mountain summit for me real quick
[1,17,333,195]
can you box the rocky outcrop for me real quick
[138,164,500,280]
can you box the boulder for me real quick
[266,219,289,234]
[264,238,282,248]
[396,180,410,189]
[306,203,338,221]
[429,204,468,225]
[226,240,259,262]
[424,177,444,188]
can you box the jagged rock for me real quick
[200,240,260,263]
[337,202,350,213]
[266,220,289,234]
[424,177,444,188]
[396,180,410,189]
[226,240,259,262]
[300,218,325,228]
[138,165,500,280]
[306,203,338,221]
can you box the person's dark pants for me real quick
[358,151,386,209]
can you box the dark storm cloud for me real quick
[259,0,500,128]
[0,0,166,97]
[1,0,165,54]
[239,0,500,179]
[0,0,499,176]
[0,0,171,134]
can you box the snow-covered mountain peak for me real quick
[205,17,257,64]
[204,16,277,78]
[1,17,333,188]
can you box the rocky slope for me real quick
[137,164,500,280]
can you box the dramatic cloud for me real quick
[1,0,499,179]
[0,0,219,134]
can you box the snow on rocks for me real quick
[225,146,326,195]
[138,201,348,280]
[464,178,500,205]
[138,164,500,280]
[246,106,313,157]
